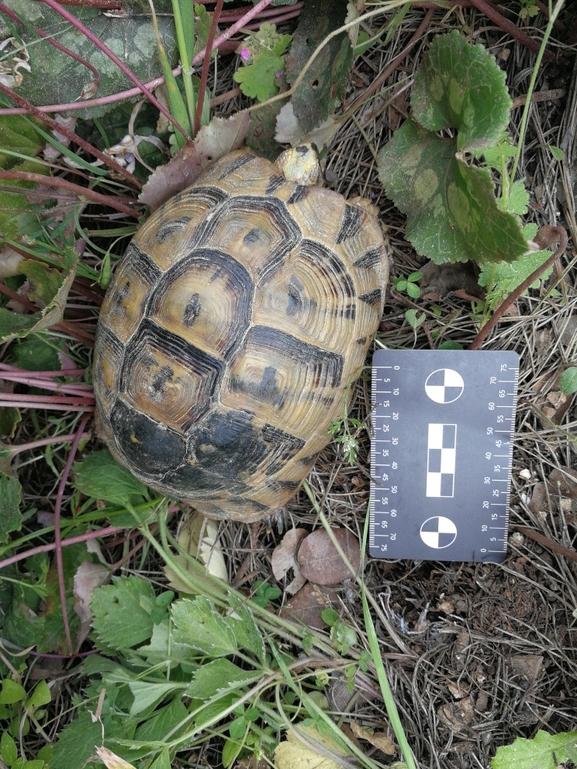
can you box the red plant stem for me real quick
[4,433,92,455]
[468,0,555,61]
[218,1,303,20]
[0,527,123,571]
[38,0,193,145]
[469,226,568,350]
[0,83,141,189]
[54,412,91,654]
[32,0,121,6]
[0,170,139,219]
[195,0,225,136]
[0,364,87,376]
[0,0,276,115]
[0,393,93,405]
[0,2,100,91]
[0,376,92,395]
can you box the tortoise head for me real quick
[275,143,322,187]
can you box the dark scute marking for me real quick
[183,293,201,326]
[359,288,382,305]
[262,423,306,476]
[264,478,301,493]
[257,366,283,406]
[233,326,344,393]
[180,185,229,208]
[243,227,261,245]
[299,451,321,466]
[187,409,270,482]
[150,365,174,396]
[286,275,304,316]
[121,243,163,283]
[162,463,250,496]
[286,185,309,205]
[356,336,367,345]
[334,303,356,319]
[336,204,364,244]
[95,324,125,358]
[266,174,285,195]
[120,319,225,428]
[353,244,386,269]
[217,153,254,179]
[112,279,130,310]
[111,399,186,479]
[156,216,192,244]
[193,196,301,281]
[149,248,254,358]
[299,239,356,299]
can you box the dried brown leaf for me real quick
[297,528,361,585]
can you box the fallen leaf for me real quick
[271,527,308,595]
[419,260,484,301]
[73,560,110,647]
[350,721,396,755]
[509,654,543,686]
[139,111,249,210]
[548,467,577,500]
[280,583,339,629]
[164,513,228,593]
[95,747,137,769]
[274,723,349,769]
[437,696,475,732]
[297,528,361,585]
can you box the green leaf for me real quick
[285,0,353,134]
[477,248,552,308]
[234,54,286,103]
[134,698,189,743]
[1,730,18,766]
[559,367,577,395]
[148,748,172,769]
[491,730,577,769]
[546,144,564,161]
[0,407,21,439]
[0,249,78,344]
[127,680,184,717]
[186,659,261,700]
[504,179,529,215]
[0,678,26,704]
[26,680,51,711]
[0,473,22,543]
[74,449,149,507]
[91,576,156,650]
[412,30,512,152]
[12,334,61,372]
[226,597,265,662]
[171,596,237,657]
[378,119,528,265]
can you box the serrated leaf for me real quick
[0,473,22,543]
[226,597,266,662]
[412,30,512,152]
[491,730,577,769]
[234,54,286,102]
[186,659,261,700]
[559,367,577,395]
[74,449,149,507]
[477,248,552,307]
[171,596,237,657]
[504,179,529,215]
[12,334,62,372]
[91,576,155,650]
[0,249,78,344]
[378,119,528,264]
[127,680,184,717]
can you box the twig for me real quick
[195,0,224,135]
[469,225,568,350]
[468,0,555,61]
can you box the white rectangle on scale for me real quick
[426,423,457,498]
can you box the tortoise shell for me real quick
[93,148,389,522]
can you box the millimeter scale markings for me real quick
[369,350,519,562]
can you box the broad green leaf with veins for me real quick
[412,30,512,152]
[378,32,528,265]
[379,120,527,264]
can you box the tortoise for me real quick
[93,145,389,522]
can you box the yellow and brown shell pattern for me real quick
[93,148,389,522]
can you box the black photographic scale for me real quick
[369,350,520,562]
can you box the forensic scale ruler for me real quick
[369,350,519,562]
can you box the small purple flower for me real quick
[275,70,284,78]
[240,48,251,61]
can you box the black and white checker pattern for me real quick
[426,423,457,497]
[419,516,458,549]
[425,368,464,404]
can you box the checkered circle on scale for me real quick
[420,516,457,549]
[425,368,464,404]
